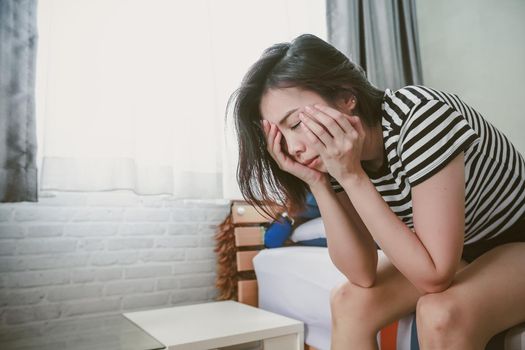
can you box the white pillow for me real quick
[290,217,325,242]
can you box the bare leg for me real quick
[416,242,525,350]
[330,251,444,350]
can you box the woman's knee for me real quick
[416,293,468,336]
[330,281,382,325]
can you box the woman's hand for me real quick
[299,104,366,182]
[262,119,327,187]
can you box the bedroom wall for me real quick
[0,192,229,332]
[416,0,525,153]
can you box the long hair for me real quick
[226,34,384,219]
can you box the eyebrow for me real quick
[278,108,298,125]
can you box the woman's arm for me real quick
[262,118,378,286]
[341,153,465,294]
[310,179,378,287]
[298,103,467,293]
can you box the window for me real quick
[36,0,326,198]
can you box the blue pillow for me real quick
[263,192,320,248]
[263,216,293,248]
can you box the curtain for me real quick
[0,0,39,203]
[326,0,423,90]
[36,0,326,199]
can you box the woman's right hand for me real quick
[263,120,327,187]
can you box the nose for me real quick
[285,133,306,159]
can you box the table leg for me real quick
[263,333,304,350]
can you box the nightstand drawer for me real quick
[237,280,258,307]
[234,227,265,247]
[236,250,260,272]
[232,202,273,224]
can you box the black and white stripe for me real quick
[332,85,525,245]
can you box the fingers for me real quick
[268,123,280,156]
[303,105,346,138]
[263,121,288,166]
[298,118,324,153]
[346,115,365,136]
[314,104,367,142]
[265,120,275,149]
[264,121,279,160]
[272,128,285,161]
[299,112,332,148]
[309,104,356,134]
[262,119,270,135]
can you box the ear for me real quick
[335,94,357,115]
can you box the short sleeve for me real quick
[329,175,344,193]
[399,100,480,186]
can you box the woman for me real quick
[228,33,525,349]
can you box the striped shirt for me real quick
[331,85,525,245]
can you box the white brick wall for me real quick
[0,191,230,332]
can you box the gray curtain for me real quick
[0,0,39,202]
[326,0,423,90]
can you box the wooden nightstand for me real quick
[230,201,275,307]
[213,201,320,350]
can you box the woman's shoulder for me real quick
[386,85,447,106]
[383,85,465,123]
[382,85,438,126]
[382,85,471,134]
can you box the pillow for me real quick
[290,217,326,243]
[263,216,293,248]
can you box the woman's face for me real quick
[260,87,334,172]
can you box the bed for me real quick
[254,246,420,350]
[215,201,525,350]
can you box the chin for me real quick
[317,163,328,173]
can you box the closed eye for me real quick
[291,122,301,130]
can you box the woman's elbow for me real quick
[350,275,376,288]
[334,261,377,288]
[418,275,454,294]
[342,261,377,288]
[329,251,378,288]
[352,259,378,288]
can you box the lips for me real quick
[303,156,319,167]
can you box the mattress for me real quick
[253,246,525,350]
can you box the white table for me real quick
[124,300,304,350]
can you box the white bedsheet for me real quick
[254,246,346,350]
[253,246,413,350]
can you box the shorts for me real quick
[461,214,525,263]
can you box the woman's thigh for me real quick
[419,242,525,342]
[331,251,468,330]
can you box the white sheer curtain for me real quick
[36,0,326,199]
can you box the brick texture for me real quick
[0,191,229,332]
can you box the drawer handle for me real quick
[236,206,246,215]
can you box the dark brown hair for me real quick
[226,34,384,219]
